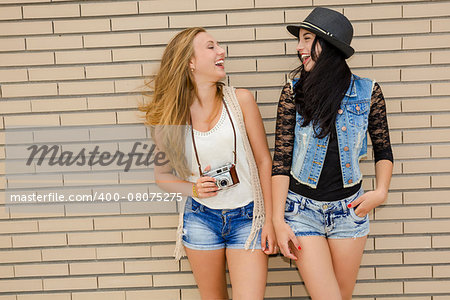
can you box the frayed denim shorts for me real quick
[285,188,369,239]
[182,197,262,250]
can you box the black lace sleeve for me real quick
[368,82,394,163]
[272,82,296,176]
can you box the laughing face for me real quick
[190,32,226,84]
[296,28,322,72]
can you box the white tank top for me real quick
[186,102,253,209]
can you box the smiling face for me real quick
[189,32,226,84]
[296,28,322,72]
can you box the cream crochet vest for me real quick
[173,86,265,260]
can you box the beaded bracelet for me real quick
[192,183,199,198]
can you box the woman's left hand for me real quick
[261,220,277,255]
[349,189,388,218]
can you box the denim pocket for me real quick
[349,206,367,222]
[346,103,369,127]
[186,197,201,213]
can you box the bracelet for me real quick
[192,183,199,198]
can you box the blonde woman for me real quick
[141,27,276,300]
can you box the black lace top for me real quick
[272,81,394,201]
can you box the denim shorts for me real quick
[285,188,369,239]
[182,197,262,250]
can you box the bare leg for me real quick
[290,236,342,300]
[226,248,268,300]
[185,247,229,300]
[328,236,367,300]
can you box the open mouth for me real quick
[301,53,310,64]
[215,59,224,68]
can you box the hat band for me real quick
[302,21,334,37]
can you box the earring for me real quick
[190,68,194,72]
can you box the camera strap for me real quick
[190,99,237,176]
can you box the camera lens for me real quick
[219,179,228,187]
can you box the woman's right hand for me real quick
[194,165,219,198]
[273,219,301,261]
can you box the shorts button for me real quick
[342,126,347,131]
[322,204,328,209]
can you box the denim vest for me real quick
[291,74,374,188]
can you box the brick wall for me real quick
[1,0,449,299]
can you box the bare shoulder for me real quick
[234,88,256,108]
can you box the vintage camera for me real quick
[202,163,240,190]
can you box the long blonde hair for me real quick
[141,27,224,179]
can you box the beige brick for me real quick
[150,215,179,228]
[285,8,312,23]
[354,281,403,295]
[224,58,256,73]
[43,277,97,291]
[369,221,402,235]
[125,259,178,273]
[81,1,137,16]
[39,218,93,232]
[404,190,450,204]
[229,41,284,57]
[13,233,67,248]
[432,82,450,96]
[99,274,152,288]
[257,57,297,72]
[2,82,57,98]
[374,52,430,67]
[433,114,450,127]
[405,280,450,294]
[0,21,52,36]
[433,18,450,33]
[267,270,301,283]
[228,10,284,26]
[404,129,450,143]
[379,83,430,98]
[404,2,450,18]
[61,111,117,126]
[347,53,372,68]
[345,5,401,21]
[72,291,125,300]
[229,73,284,89]
[0,249,41,263]
[153,273,195,287]
[374,19,430,35]
[18,294,71,300]
[403,66,450,82]
[432,235,450,248]
[433,145,450,158]
[70,261,123,275]
[94,216,149,230]
[56,50,111,64]
[0,69,28,82]
[375,236,431,250]
[126,290,180,300]
[116,110,140,124]
[434,265,450,277]
[404,220,450,234]
[403,159,450,174]
[355,68,400,83]
[123,229,175,243]
[15,263,68,277]
[0,38,25,52]
[0,6,22,20]
[86,64,141,79]
[404,34,450,50]
[374,298,429,300]
[263,120,276,134]
[432,175,450,188]
[392,145,430,159]
[32,98,87,112]
[352,37,401,52]
[256,0,311,8]
[197,0,252,10]
[315,0,370,5]
[114,78,145,93]
[0,235,12,248]
[42,247,96,261]
[432,50,450,64]
[375,205,430,220]
[291,284,309,297]
[29,66,85,81]
[112,46,164,62]
[264,285,291,298]
[0,265,14,278]
[151,244,174,257]
[58,80,115,96]
[84,32,140,48]
[23,4,80,18]
[112,15,168,31]
[0,100,31,114]
[0,279,42,292]
[170,13,226,28]
[54,19,111,34]
[205,28,254,43]
[97,246,151,259]
[68,231,122,245]
[389,176,430,190]
[139,0,195,13]
[255,25,292,41]
[88,95,140,109]
[357,267,375,280]
[4,114,59,129]
[27,35,82,50]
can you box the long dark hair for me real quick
[291,36,352,139]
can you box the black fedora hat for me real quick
[287,7,354,58]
